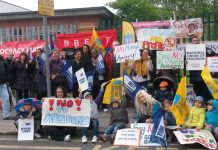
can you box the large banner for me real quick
[156,51,184,69]
[18,118,34,141]
[132,21,170,29]
[57,29,117,51]
[41,98,91,127]
[0,40,45,58]
[186,44,206,70]
[174,129,217,150]
[171,18,203,38]
[136,29,176,50]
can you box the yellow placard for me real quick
[38,0,54,16]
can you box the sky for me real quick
[3,0,116,13]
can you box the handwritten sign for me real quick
[136,29,176,50]
[18,118,34,141]
[114,128,140,146]
[207,57,218,72]
[186,44,206,70]
[41,98,91,127]
[157,51,184,69]
[174,129,217,150]
[131,123,160,146]
[114,43,140,63]
[75,68,89,92]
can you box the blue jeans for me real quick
[104,123,125,135]
[82,118,99,136]
[0,84,10,118]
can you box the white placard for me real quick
[186,44,206,70]
[207,57,218,72]
[18,118,34,141]
[114,128,140,146]
[114,43,141,63]
[75,68,89,92]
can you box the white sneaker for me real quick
[82,136,88,143]
[91,136,98,143]
[103,108,108,112]
[34,133,42,139]
[64,134,71,142]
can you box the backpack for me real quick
[0,60,6,84]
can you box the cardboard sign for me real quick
[114,43,141,63]
[114,128,140,146]
[131,123,160,146]
[18,118,34,141]
[186,44,206,70]
[207,57,218,72]
[174,129,217,150]
[41,98,91,127]
[156,51,184,69]
[75,68,89,92]
[136,28,176,51]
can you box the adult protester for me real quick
[81,44,92,62]
[5,52,15,87]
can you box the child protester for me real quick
[154,81,173,104]
[14,98,42,138]
[99,99,129,143]
[205,100,218,139]
[81,82,107,144]
[185,96,205,131]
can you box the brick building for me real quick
[0,6,115,42]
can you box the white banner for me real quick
[156,51,184,69]
[207,57,218,72]
[131,123,160,146]
[114,128,140,146]
[41,98,91,127]
[75,68,89,92]
[114,43,141,63]
[18,118,34,141]
[186,44,206,70]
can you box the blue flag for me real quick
[150,108,167,148]
[86,71,94,90]
[96,54,105,74]
[38,52,46,65]
[123,71,141,100]
[61,61,74,89]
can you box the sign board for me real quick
[156,51,184,69]
[205,42,218,54]
[18,119,34,141]
[136,28,176,51]
[114,43,141,63]
[41,98,91,127]
[174,129,217,150]
[186,44,206,70]
[114,128,140,146]
[38,0,54,16]
[207,57,218,72]
[131,123,161,146]
[75,68,89,92]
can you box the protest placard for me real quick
[18,118,34,141]
[131,123,160,146]
[156,51,184,69]
[174,129,217,150]
[114,128,140,146]
[41,98,91,127]
[186,44,206,70]
[207,57,218,72]
[205,42,218,54]
[171,18,203,38]
[114,43,140,63]
[176,44,186,51]
[136,28,176,51]
[75,68,89,92]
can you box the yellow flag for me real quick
[171,76,189,126]
[89,27,106,57]
[102,77,124,104]
[201,67,218,99]
[120,21,136,76]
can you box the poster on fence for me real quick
[41,98,91,127]
[131,123,160,146]
[18,118,34,141]
[186,44,206,70]
[114,43,141,63]
[170,18,203,38]
[136,28,176,51]
[207,57,218,72]
[75,68,89,92]
[205,42,218,54]
[156,51,184,69]
[174,129,217,150]
[114,128,140,146]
